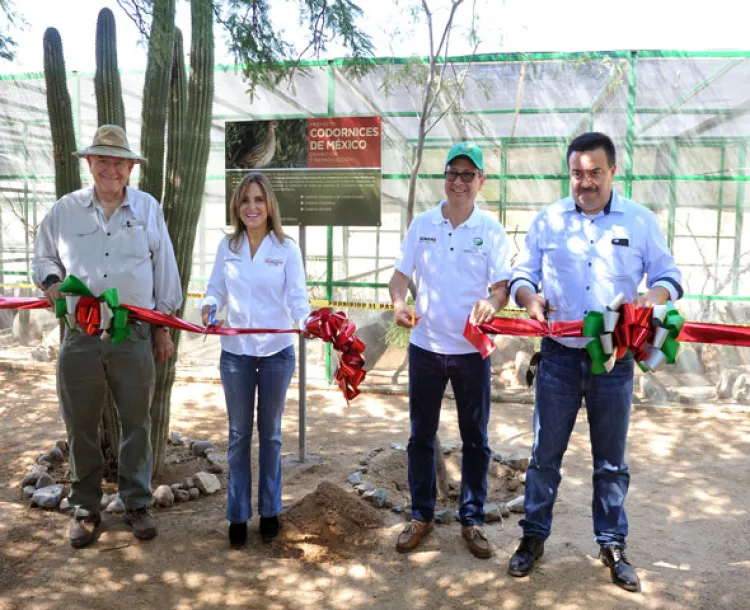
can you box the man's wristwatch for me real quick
[41,274,62,291]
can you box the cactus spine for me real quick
[94,8,126,129]
[43,28,81,198]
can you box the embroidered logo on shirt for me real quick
[472,237,483,246]
[225,257,242,262]
[265,258,283,266]
[419,235,437,244]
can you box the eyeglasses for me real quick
[444,170,480,183]
[92,158,131,170]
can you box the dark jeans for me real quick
[521,338,635,547]
[407,344,491,526]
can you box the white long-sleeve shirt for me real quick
[510,190,683,348]
[201,232,310,357]
[32,185,182,314]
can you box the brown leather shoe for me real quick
[461,525,492,558]
[69,516,101,549]
[396,520,434,553]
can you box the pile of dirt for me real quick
[279,481,383,559]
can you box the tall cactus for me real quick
[163,28,185,217]
[138,0,176,201]
[43,28,81,198]
[94,8,129,473]
[94,8,126,129]
[43,28,81,364]
[151,0,214,473]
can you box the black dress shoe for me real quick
[228,522,248,548]
[508,536,544,577]
[259,516,280,543]
[600,546,641,592]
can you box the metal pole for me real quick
[298,226,307,463]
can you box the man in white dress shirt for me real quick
[33,125,182,549]
[507,132,682,592]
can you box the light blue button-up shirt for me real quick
[510,190,682,348]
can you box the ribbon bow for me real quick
[305,308,366,405]
[53,275,130,344]
[583,293,685,374]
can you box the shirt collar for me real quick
[431,200,481,227]
[83,186,133,210]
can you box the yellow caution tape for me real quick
[7,285,527,313]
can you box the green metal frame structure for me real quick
[2,49,750,318]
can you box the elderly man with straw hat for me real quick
[33,124,182,549]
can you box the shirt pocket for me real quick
[122,223,150,259]
[608,243,642,280]
[62,221,99,263]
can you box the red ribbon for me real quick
[463,313,750,358]
[75,296,102,336]
[304,308,367,406]
[464,317,584,358]
[613,303,653,362]
[0,298,366,403]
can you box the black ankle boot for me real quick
[600,546,640,592]
[259,516,279,542]
[508,536,544,577]
[228,522,248,548]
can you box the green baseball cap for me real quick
[445,141,483,172]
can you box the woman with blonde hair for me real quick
[201,171,311,548]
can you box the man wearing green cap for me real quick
[389,141,510,558]
[33,124,182,549]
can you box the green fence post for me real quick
[624,52,637,199]
[733,143,746,295]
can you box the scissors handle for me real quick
[207,304,217,326]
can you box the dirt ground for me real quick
[1,367,750,610]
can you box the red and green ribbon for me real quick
[54,275,130,344]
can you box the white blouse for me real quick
[201,232,310,357]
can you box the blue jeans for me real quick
[408,344,491,526]
[219,347,295,523]
[521,338,634,547]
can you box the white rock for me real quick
[716,368,739,400]
[153,484,175,508]
[506,495,525,514]
[21,465,47,487]
[100,493,113,510]
[35,472,55,489]
[33,484,65,509]
[188,488,200,500]
[105,496,125,513]
[59,498,72,512]
[193,472,221,495]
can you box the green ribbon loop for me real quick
[658,303,685,365]
[582,311,608,374]
[583,301,685,374]
[53,275,131,344]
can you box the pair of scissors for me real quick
[542,298,552,337]
[202,305,217,342]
